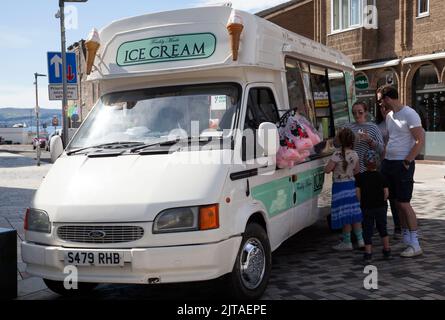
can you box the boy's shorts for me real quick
[381,159,415,203]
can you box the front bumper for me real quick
[22,237,241,284]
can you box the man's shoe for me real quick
[382,249,392,260]
[400,246,423,258]
[332,242,353,251]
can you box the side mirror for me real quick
[257,122,279,157]
[50,135,64,163]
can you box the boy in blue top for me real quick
[356,150,391,262]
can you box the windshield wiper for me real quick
[67,142,145,156]
[129,136,220,153]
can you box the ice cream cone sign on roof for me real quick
[85,28,101,75]
[226,10,244,61]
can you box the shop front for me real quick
[411,64,445,160]
[355,59,400,116]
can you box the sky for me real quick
[0,0,289,109]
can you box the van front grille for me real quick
[57,225,145,244]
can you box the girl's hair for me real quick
[337,128,355,171]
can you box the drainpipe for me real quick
[399,0,408,104]
[401,0,408,52]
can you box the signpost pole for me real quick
[59,0,69,148]
[34,73,41,167]
[34,73,46,167]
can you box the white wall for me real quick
[0,128,28,144]
[424,132,445,160]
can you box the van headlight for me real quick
[153,205,219,234]
[24,208,51,234]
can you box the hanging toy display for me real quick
[276,109,322,169]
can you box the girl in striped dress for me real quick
[325,128,364,251]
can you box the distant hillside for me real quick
[0,108,62,128]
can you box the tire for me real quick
[43,279,98,297]
[226,223,271,300]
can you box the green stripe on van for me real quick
[251,177,293,218]
[294,167,325,205]
[251,167,325,218]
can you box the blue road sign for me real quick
[47,52,77,85]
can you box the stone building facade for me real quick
[258,0,445,159]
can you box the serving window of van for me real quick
[327,69,350,129]
[285,57,350,157]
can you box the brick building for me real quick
[258,0,445,159]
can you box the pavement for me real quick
[1,144,445,300]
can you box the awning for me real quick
[402,51,445,64]
[355,59,400,71]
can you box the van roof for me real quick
[89,6,354,81]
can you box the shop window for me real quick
[328,70,350,129]
[412,64,445,132]
[418,0,429,17]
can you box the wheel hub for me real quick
[240,238,266,290]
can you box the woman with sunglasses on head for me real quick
[346,101,384,174]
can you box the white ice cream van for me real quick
[22,6,355,299]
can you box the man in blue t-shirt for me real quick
[377,85,425,258]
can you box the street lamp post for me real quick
[34,73,46,167]
[57,0,88,147]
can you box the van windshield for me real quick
[67,83,241,151]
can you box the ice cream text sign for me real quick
[116,33,217,66]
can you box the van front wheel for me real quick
[43,279,98,297]
[227,223,271,300]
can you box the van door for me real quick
[241,84,294,249]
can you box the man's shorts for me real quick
[381,159,415,203]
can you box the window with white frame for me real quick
[332,0,376,32]
[418,0,429,17]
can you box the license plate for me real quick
[64,251,124,267]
